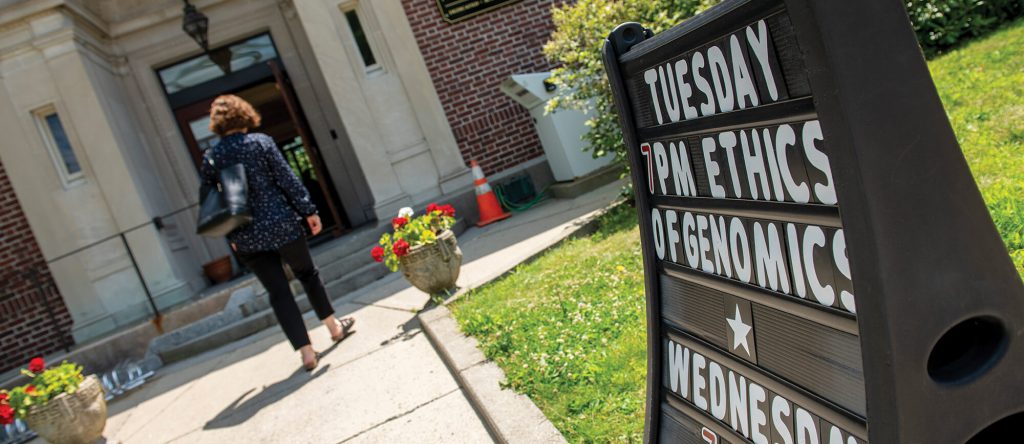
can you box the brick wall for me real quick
[401,0,568,175]
[0,159,73,374]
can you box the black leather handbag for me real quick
[197,159,253,237]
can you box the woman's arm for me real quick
[261,135,318,217]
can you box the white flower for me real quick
[397,207,414,218]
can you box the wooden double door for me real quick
[173,61,348,238]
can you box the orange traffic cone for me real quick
[471,160,511,227]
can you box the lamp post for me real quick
[181,0,209,52]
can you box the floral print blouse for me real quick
[200,132,317,253]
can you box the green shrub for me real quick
[907,1,1024,57]
[542,0,719,183]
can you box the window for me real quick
[344,10,378,69]
[35,107,83,185]
[157,33,280,95]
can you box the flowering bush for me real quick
[372,203,456,272]
[0,357,85,425]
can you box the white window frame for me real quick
[33,105,85,187]
[339,3,385,76]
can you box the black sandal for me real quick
[303,352,321,372]
[331,317,356,343]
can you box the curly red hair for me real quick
[209,94,261,136]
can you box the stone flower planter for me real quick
[23,375,107,444]
[399,230,462,294]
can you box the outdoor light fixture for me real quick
[181,0,209,52]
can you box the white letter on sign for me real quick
[659,64,682,122]
[697,215,714,274]
[730,35,759,109]
[746,20,779,101]
[692,52,716,116]
[772,396,794,444]
[729,371,749,438]
[651,208,666,260]
[803,225,836,307]
[709,361,727,421]
[749,382,769,444]
[709,215,733,278]
[803,121,837,205]
[670,141,698,196]
[795,408,820,444]
[707,45,735,113]
[693,353,708,410]
[654,142,670,194]
[675,59,699,120]
[684,212,700,268]
[731,218,753,283]
[702,137,727,198]
[833,230,856,313]
[668,341,690,398]
[754,222,791,293]
[644,69,664,124]
[666,210,680,262]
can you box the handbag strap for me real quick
[205,155,224,192]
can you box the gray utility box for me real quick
[500,72,612,182]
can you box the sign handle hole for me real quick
[966,411,1024,443]
[927,316,1006,385]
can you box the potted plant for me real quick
[0,357,106,444]
[371,203,462,294]
[202,255,233,284]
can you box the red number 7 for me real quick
[640,143,654,194]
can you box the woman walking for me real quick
[200,94,353,371]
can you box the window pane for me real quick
[188,116,220,152]
[344,10,377,67]
[44,113,81,175]
[157,34,279,94]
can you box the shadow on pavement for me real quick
[203,356,334,430]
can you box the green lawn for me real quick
[931,19,1024,276]
[451,19,1024,444]
[452,204,647,443]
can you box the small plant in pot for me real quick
[372,203,462,295]
[1,357,106,444]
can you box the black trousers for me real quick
[237,236,334,350]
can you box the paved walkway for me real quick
[66,182,621,444]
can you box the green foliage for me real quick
[929,19,1024,276]
[1,360,84,420]
[452,204,648,442]
[543,0,720,179]
[907,0,1024,57]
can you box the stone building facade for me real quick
[0,0,567,372]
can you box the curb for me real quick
[417,199,622,444]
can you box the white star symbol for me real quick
[726,304,753,357]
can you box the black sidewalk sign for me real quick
[601,0,1024,442]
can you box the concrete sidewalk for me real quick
[58,182,622,444]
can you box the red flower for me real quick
[0,403,14,426]
[426,203,440,214]
[392,239,410,257]
[440,204,456,217]
[371,246,385,263]
[24,385,36,395]
[28,357,44,373]
[0,392,8,403]
[392,217,408,229]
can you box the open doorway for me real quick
[159,33,348,239]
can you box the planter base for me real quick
[399,230,463,294]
